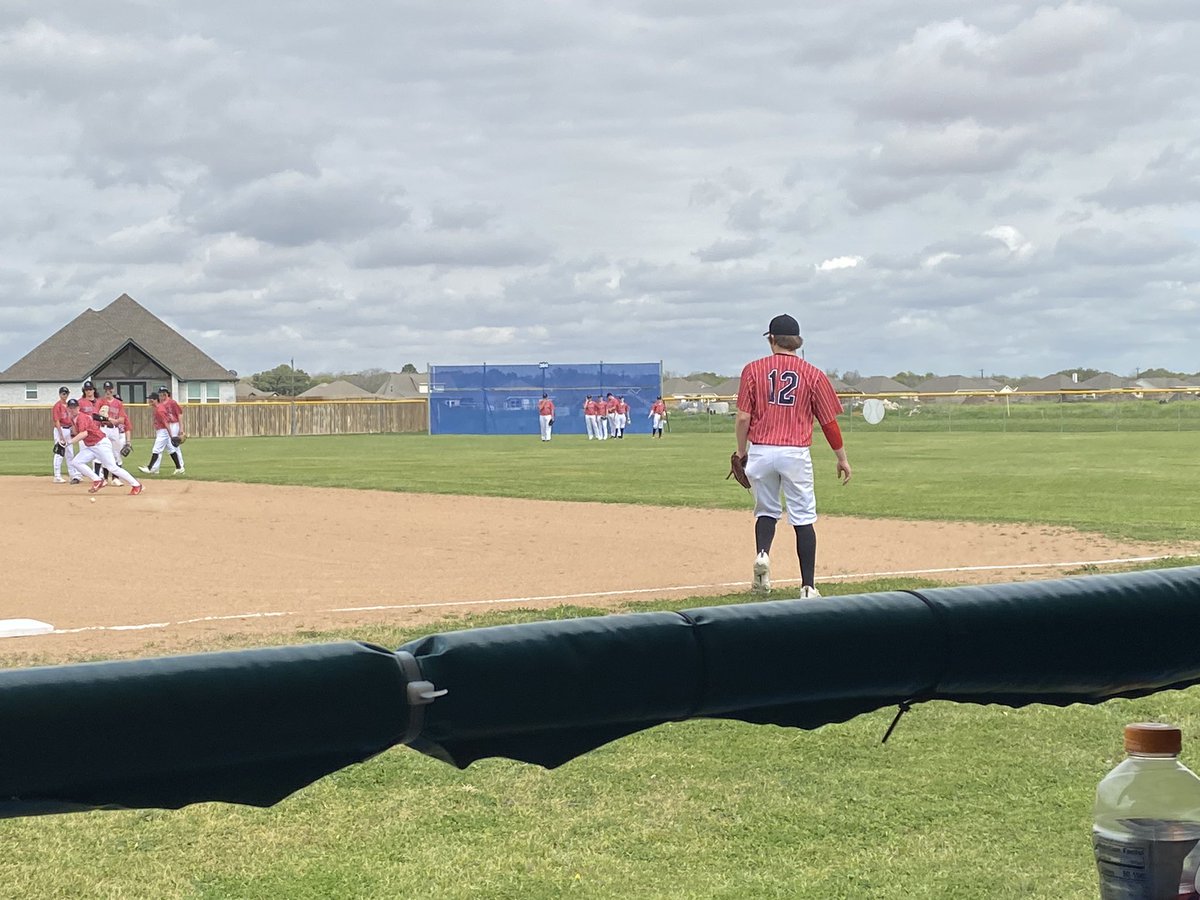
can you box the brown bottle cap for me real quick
[1125,722,1182,754]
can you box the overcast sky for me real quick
[2,2,1198,380]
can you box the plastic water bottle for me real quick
[1094,723,1200,899]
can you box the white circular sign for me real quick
[862,398,886,425]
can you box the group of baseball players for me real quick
[536,392,669,442]
[51,382,187,495]
[583,393,632,441]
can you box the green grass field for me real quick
[1,431,1199,898]
[5,428,1198,540]
[669,398,1200,434]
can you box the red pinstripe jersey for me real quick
[162,396,183,424]
[737,353,843,446]
[52,399,73,428]
[73,411,106,447]
[99,396,124,428]
[151,404,170,431]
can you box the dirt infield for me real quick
[5,476,1197,662]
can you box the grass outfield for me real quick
[1,434,1199,898]
[4,428,1199,541]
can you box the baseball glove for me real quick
[549,418,554,427]
[53,441,65,458]
[727,452,751,490]
[119,444,132,458]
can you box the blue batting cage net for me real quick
[428,363,663,435]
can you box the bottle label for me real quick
[1094,825,1200,900]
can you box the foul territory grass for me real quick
[1,585,1200,899]
[2,435,1199,897]
[3,428,1198,541]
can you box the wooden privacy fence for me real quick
[0,400,429,442]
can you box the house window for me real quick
[187,383,202,403]
[25,383,37,400]
[207,381,220,403]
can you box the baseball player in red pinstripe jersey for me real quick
[735,314,851,598]
[51,386,75,482]
[537,393,555,441]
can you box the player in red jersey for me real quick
[604,393,619,439]
[735,314,851,598]
[51,386,75,482]
[66,399,143,495]
[583,395,601,440]
[77,380,99,417]
[157,385,185,474]
[648,396,667,438]
[138,392,184,475]
[75,381,103,480]
[537,393,556,442]
[96,381,127,485]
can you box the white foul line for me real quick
[33,553,1178,639]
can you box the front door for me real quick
[118,381,147,404]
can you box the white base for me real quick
[0,618,54,638]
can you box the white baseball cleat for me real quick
[751,551,771,593]
[173,467,185,475]
[799,585,821,600]
[138,466,151,474]
[53,476,65,483]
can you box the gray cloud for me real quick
[1084,143,1200,210]
[182,172,409,247]
[2,2,1200,380]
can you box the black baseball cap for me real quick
[157,385,170,393]
[58,386,69,395]
[82,380,95,390]
[764,314,800,336]
[67,398,79,407]
[103,381,114,389]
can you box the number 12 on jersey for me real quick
[767,369,799,406]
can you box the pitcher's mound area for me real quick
[6,478,1195,660]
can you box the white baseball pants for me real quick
[745,445,817,526]
[52,428,75,478]
[71,442,140,487]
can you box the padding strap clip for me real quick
[395,650,447,744]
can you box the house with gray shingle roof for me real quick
[1131,377,1199,403]
[914,375,1001,403]
[662,377,711,397]
[710,377,741,397]
[854,375,912,395]
[0,294,236,405]
[1078,372,1131,392]
[236,380,280,402]
[1015,374,1090,402]
[375,371,428,399]
[297,379,377,400]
